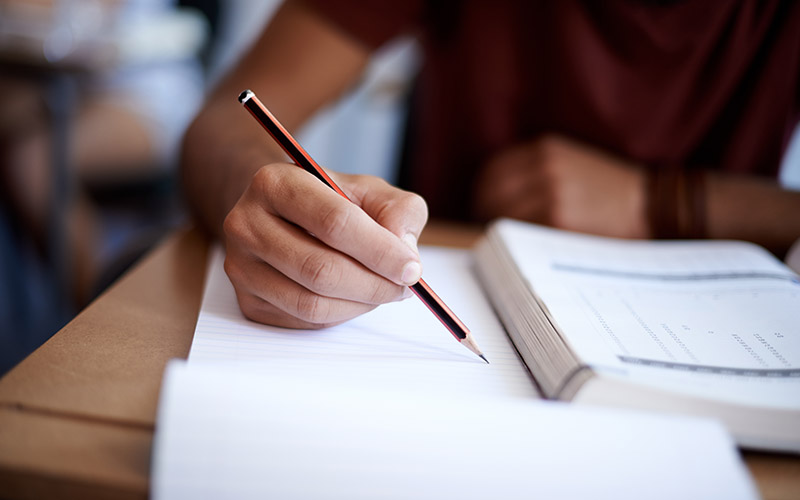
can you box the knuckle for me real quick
[294,290,329,324]
[319,203,352,241]
[367,282,401,305]
[236,293,262,322]
[222,254,237,280]
[369,241,393,270]
[299,251,340,294]
[373,189,429,234]
[253,164,282,192]
[400,191,428,220]
[335,173,370,200]
[222,253,247,286]
[222,209,245,240]
[224,258,269,313]
[252,164,294,205]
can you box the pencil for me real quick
[238,89,488,363]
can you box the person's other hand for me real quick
[223,164,428,329]
[473,134,649,238]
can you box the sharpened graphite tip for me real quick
[479,354,489,364]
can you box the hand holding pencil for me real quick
[225,90,486,361]
[222,142,427,329]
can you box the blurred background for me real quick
[1,0,799,375]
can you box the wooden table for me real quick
[0,224,798,499]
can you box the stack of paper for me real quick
[151,247,759,499]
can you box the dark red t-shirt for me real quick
[305,0,800,220]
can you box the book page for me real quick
[152,360,757,500]
[189,246,538,399]
[496,220,800,408]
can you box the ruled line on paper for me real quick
[188,246,540,399]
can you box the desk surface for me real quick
[0,224,798,500]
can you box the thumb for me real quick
[337,173,428,255]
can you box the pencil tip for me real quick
[479,354,489,364]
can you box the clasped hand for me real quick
[474,134,649,239]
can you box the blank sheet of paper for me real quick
[189,246,539,399]
[152,361,758,500]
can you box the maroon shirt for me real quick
[305,0,800,220]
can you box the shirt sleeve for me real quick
[301,0,423,49]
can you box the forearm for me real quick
[180,0,370,239]
[706,172,800,256]
[181,97,285,239]
[471,135,800,257]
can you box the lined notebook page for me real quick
[189,246,538,399]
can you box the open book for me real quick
[475,219,800,453]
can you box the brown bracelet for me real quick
[647,167,680,239]
[647,167,707,239]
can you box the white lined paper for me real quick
[189,246,539,398]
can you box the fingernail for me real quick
[402,233,418,253]
[402,287,414,299]
[400,261,421,285]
